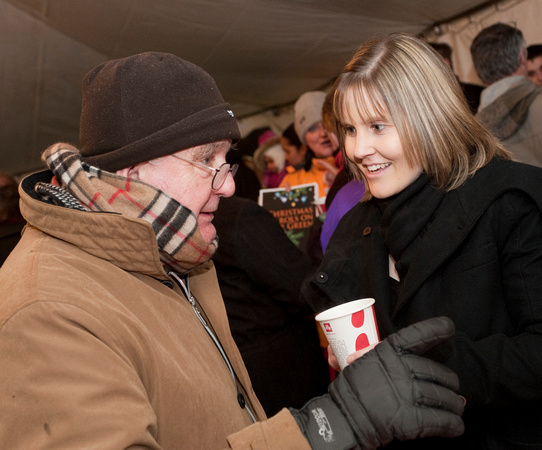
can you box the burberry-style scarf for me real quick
[41,143,217,274]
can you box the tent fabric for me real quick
[0,0,538,176]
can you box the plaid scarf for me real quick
[41,143,217,274]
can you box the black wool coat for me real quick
[0,220,25,266]
[303,157,542,449]
[213,196,330,417]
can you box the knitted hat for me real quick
[257,129,277,146]
[253,136,283,173]
[264,144,286,172]
[79,52,240,172]
[294,91,327,144]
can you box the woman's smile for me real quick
[365,163,392,174]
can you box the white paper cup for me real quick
[315,298,380,370]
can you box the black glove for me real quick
[290,317,465,449]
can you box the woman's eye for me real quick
[372,124,385,132]
[202,157,212,166]
[343,125,356,136]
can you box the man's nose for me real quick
[217,170,236,198]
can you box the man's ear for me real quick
[116,166,139,179]
[519,47,528,71]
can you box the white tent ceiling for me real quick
[0,0,512,175]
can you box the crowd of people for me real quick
[1,20,541,450]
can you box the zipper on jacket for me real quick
[168,271,257,423]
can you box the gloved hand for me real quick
[290,317,465,449]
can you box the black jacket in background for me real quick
[213,196,330,416]
[0,220,25,266]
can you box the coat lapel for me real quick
[394,191,472,316]
[393,157,542,317]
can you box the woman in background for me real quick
[280,92,339,199]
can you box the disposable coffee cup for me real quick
[315,298,380,370]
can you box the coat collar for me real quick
[20,170,168,279]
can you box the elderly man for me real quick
[0,52,464,449]
[471,23,542,168]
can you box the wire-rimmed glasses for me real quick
[171,154,238,190]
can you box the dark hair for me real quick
[281,123,302,148]
[527,44,542,61]
[281,123,313,171]
[470,23,525,85]
[429,42,452,61]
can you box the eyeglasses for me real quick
[171,154,239,190]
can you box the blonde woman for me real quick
[303,33,542,449]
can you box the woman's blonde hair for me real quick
[333,33,511,195]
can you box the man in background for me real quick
[527,43,542,86]
[471,23,542,168]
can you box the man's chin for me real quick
[200,225,217,246]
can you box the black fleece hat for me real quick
[79,52,240,172]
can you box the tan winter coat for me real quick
[0,171,310,449]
